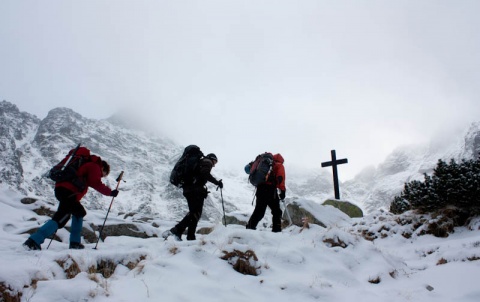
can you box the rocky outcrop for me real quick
[323,199,363,218]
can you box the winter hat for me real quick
[206,153,218,162]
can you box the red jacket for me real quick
[272,153,286,191]
[55,156,112,202]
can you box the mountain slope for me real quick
[2,100,480,218]
[342,122,480,212]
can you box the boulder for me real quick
[322,199,363,218]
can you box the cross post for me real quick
[321,150,348,199]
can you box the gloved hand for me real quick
[110,189,119,197]
[217,180,224,189]
[279,190,286,200]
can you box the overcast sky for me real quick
[1,0,480,181]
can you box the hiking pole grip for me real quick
[94,170,124,249]
[115,171,124,185]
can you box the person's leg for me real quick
[52,187,78,228]
[69,201,87,246]
[268,198,283,232]
[186,195,205,240]
[170,191,196,240]
[69,215,83,244]
[26,187,76,249]
[28,220,59,247]
[246,187,270,230]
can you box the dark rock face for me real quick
[0,101,198,219]
[0,101,41,193]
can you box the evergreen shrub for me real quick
[390,157,480,215]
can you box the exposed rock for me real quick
[322,199,363,218]
[32,206,55,217]
[20,197,37,204]
[92,223,152,241]
[285,202,327,228]
[225,215,247,226]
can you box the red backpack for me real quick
[48,144,92,189]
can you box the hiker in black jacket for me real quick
[163,153,223,241]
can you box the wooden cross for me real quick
[321,150,348,200]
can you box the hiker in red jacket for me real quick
[246,153,286,232]
[23,157,119,250]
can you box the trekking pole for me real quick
[94,171,124,249]
[217,181,227,227]
[282,199,293,226]
[46,231,57,250]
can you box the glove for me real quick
[110,189,119,197]
[279,190,286,200]
[217,180,223,189]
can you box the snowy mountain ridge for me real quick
[1,100,480,219]
[342,122,480,212]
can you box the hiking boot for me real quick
[162,228,183,241]
[23,238,41,251]
[69,242,85,249]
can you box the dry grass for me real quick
[221,249,260,276]
[299,217,310,233]
[126,255,146,270]
[96,260,117,278]
[0,282,22,302]
[169,246,179,255]
[323,237,348,248]
[56,257,82,279]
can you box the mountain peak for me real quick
[0,100,20,113]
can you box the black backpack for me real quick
[170,145,204,187]
[48,144,92,190]
[248,152,274,186]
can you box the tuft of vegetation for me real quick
[299,216,310,233]
[323,236,348,248]
[221,249,260,276]
[391,157,480,215]
[0,282,22,302]
[56,257,82,279]
[95,259,118,279]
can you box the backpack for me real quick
[48,144,92,190]
[170,145,204,187]
[248,152,274,186]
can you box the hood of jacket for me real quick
[273,153,284,164]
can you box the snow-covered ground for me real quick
[1,186,480,302]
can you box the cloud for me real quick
[2,0,480,180]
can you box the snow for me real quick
[1,186,480,302]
